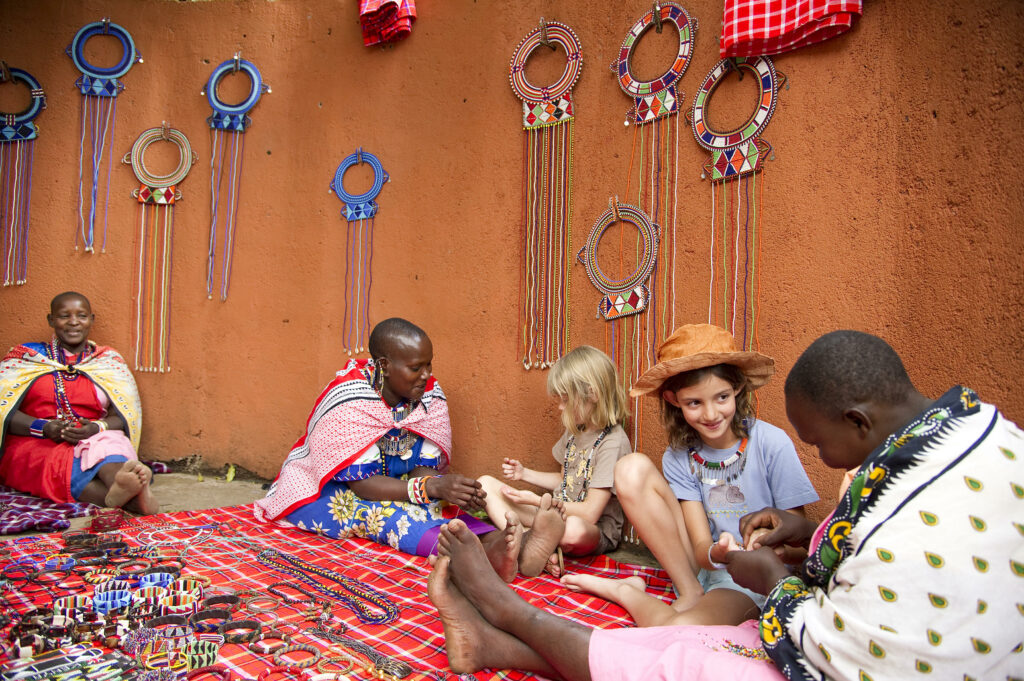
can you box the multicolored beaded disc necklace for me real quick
[688,437,748,486]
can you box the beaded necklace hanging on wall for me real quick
[687,56,784,351]
[66,18,142,254]
[0,62,45,286]
[508,18,582,370]
[202,53,270,301]
[122,123,197,372]
[330,149,389,355]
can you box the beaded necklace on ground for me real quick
[556,425,613,502]
[256,549,399,625]
[46,338,93,421]
[688,437,749,486]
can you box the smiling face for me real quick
[785,393,878,470]
[47,295,94,354]
[379,335,433,406]
[664,373,741,449]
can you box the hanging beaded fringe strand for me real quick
[132,200,175,372]
[342,217,374,354]
[76,94,117,253]
[206,127,245,301]
[0,137,35,285]
[520,120,573,369]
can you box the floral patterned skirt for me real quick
[284,478,495,556]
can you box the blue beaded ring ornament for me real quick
[330,148,389,221]
[611,1,695,125]
[577,197,659,321]
[203,54,271,132]
[0,66,46,141]
[689,56,782,182]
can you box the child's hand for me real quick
[501,485,541,507]
[501,457,526,481]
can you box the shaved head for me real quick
[368,318,429,359]
[50,291,91,315]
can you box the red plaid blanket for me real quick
[720,0,862,58]
[359,0,417,47]
[0,504,672,679]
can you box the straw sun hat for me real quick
[629,324,775,398]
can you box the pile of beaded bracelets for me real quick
[406,476,434,505]
[134,586,169,610]
[138,640,189,673]
[159,591,200,616]
[172,576,208,599]
[218,619,261,644]
[146,614,194,650]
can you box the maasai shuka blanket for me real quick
[0,342,142,451]
[359,0,417,47]
[720,0,862,58]
[0,484,100,534]
[254,358,451,522]
[0,504,674,680]
[761,388,1024,680]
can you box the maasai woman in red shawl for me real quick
[0,292,158,513]
[255,318,565,582]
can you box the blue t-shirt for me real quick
[661,419,818,541]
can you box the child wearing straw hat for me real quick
[562,324,818,627]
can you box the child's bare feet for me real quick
[518,494,565,577]
[476,511,522,583]
[561,574,647,603]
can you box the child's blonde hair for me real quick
[660,363,754,449]
[547,346,627,433]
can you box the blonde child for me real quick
[562,324,818,627]
[478,345,632,577]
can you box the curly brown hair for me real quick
[660,363,753,450]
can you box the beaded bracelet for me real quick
[185,638,220,669]
[95,577,133,593]
[244,595,278,614]
[53,594,93,617]
[159,592,200,616]
[93,590,132,615]
[83,567,122,585]
[141,572,176,589]
[248,628,291,655]
[96,540,131,555]
[187,665,233,681]
[274,643,321,669]
[189,608,231,634]
[96,420,108,432]
[257,665,305,681]
[266,581,318,604]
[201,594,240,612]
[316,654,357,676]
[2,562,38,582]
[121,627,159,655]
[707,543,728,570]
[218,619,261,644]
[29,418,47,438]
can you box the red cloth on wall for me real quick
[0,373,102,503]
[359,0,417,47]
[720,0,862,58]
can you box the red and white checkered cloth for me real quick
[359,0,417,47]
[720,0,862,58]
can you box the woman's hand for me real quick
[739,507,817,550]
[426,474,487,512]
[501,457,526,481]
[60,420,98,444]
[725,546,792,595]
[42,419,65,443]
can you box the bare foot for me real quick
[439,520,523,630]
[123,461,159,515]
[543,552,562,578]
[561,574,646,603]
[479,511,523,583]
[518,494,565,577]
[104,462,144,508]
[428,556,554,675]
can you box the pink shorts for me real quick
[589,620,784,681]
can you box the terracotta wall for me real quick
[1,0,1021,522]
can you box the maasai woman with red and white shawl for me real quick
[0,292,158,513]
[255,318,564,581]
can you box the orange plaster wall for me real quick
[1,0,1021,522]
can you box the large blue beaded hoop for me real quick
[330,148,389,221]
[66,19,141,96]
[204,57,270,131]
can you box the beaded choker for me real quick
[688,437,748,485]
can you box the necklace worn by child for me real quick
[557,425,613,502]
[688,438,749,486]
